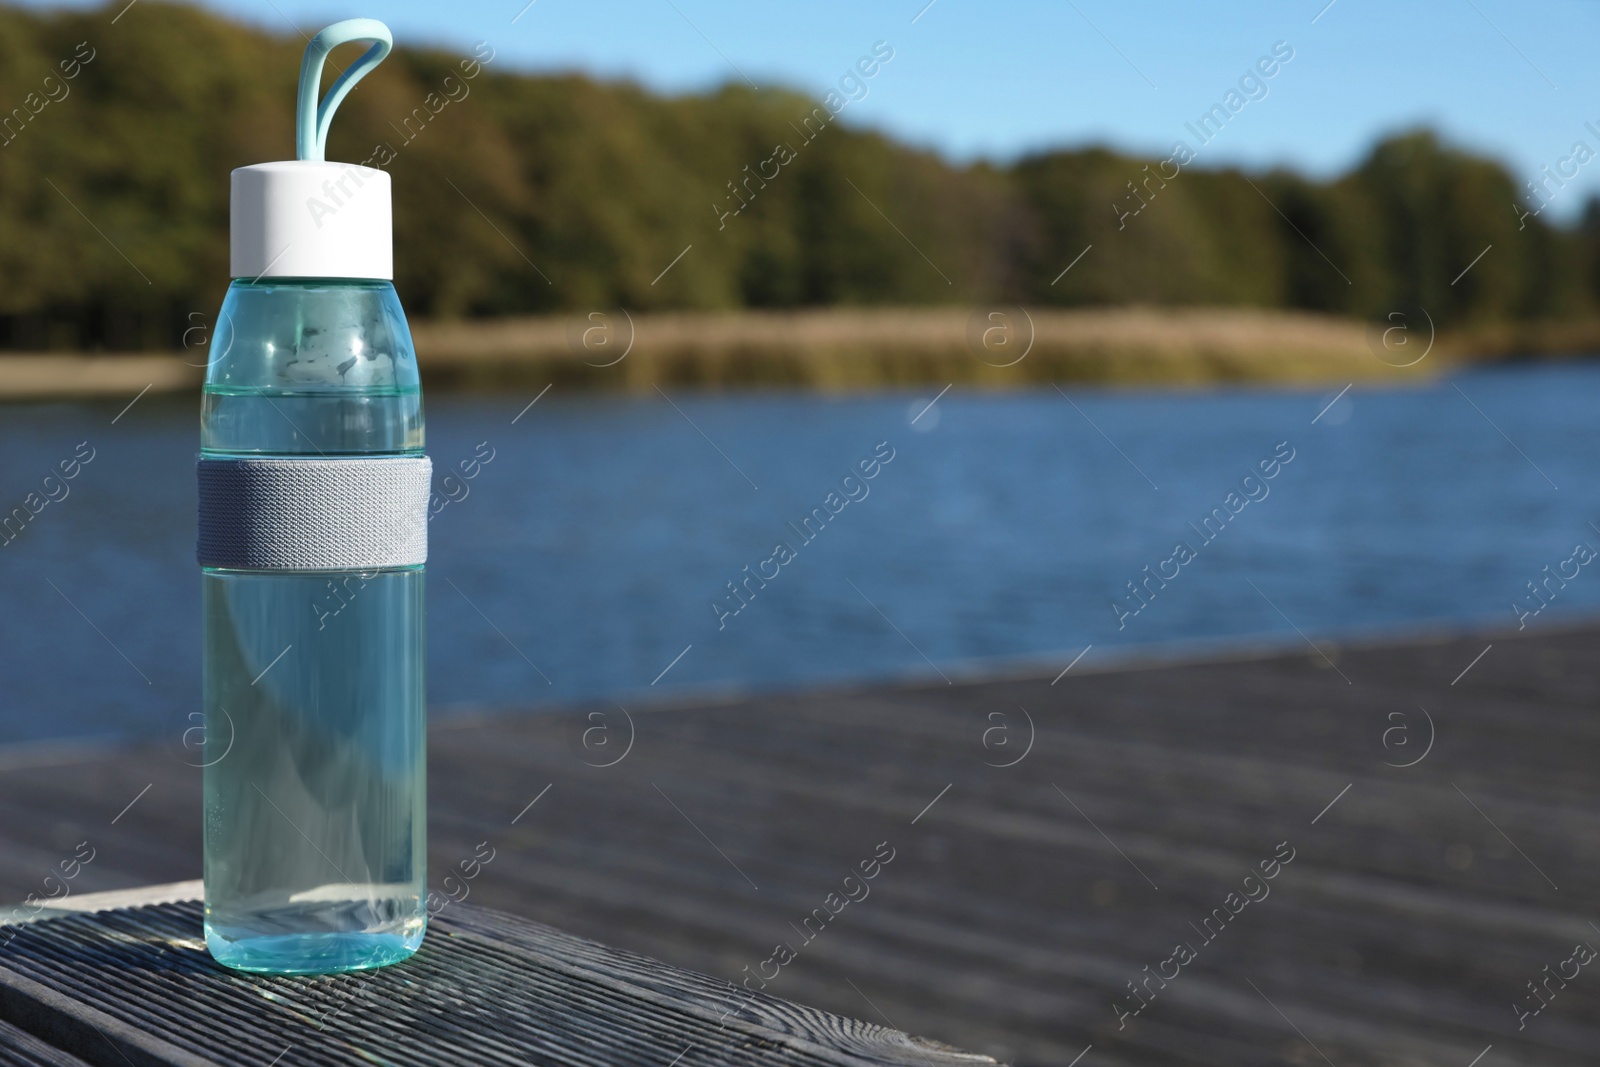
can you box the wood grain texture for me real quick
[0,621,1596,1065]
[0,902,992,1067]
[0,1019,92,1067]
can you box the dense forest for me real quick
[0,0,1595,351]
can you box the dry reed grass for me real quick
[413,306,1445,391]
[0,306,1474,399]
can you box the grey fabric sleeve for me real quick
[197,456,431,570]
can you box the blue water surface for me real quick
[0,362,1594,744]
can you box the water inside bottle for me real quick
[201,566,425,973]
[201,331,427,971]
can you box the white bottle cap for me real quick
[230,19,396,281]
[231,161,393,280]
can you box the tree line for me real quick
[0,1,1592,351]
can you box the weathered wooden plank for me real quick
[0,956,213,1067]
[0,902,993,1067]
[4,621,1600,1064]
[0,1018,92,1067]
[417,624,1600,1066]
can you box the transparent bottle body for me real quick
[201,279,426,974]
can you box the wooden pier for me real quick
[3,621,1598,1065]
[0,896,991,1066]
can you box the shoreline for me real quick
[0,355,202,401]
[0,306,1463,399]
[6,305,1595,401]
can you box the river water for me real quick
[1,362,1595,744]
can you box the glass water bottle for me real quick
[199,18,429,975]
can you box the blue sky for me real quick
[25,0,1600,217]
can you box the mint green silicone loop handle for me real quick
[296,18,392,162]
